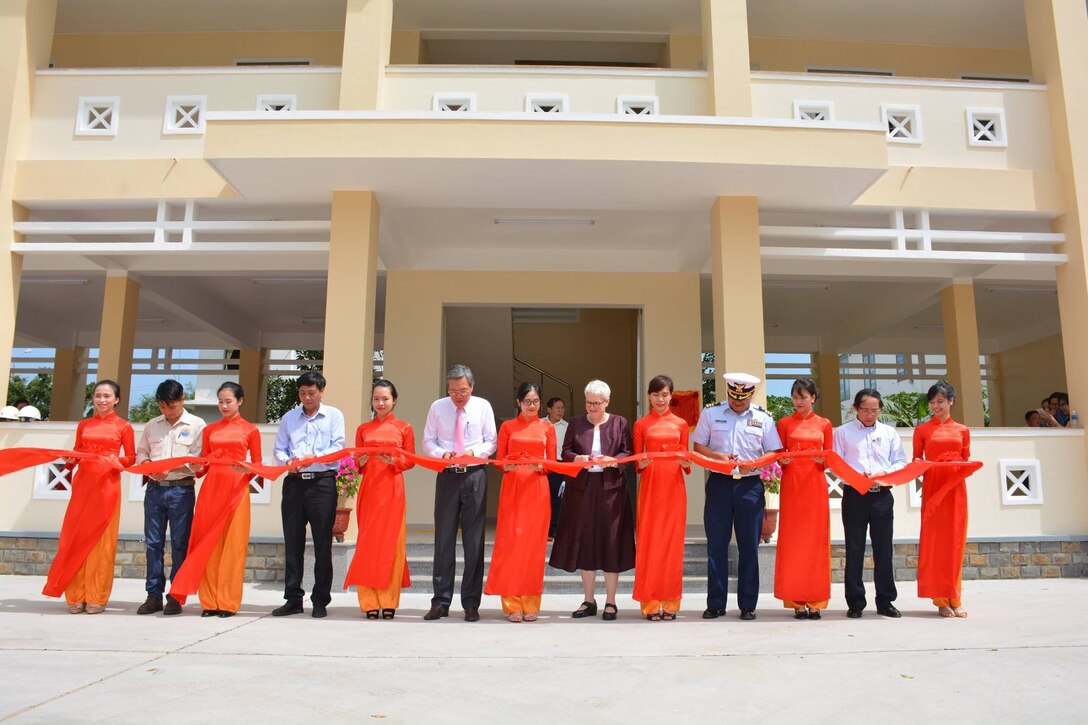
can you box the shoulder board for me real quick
[752,405,766,413]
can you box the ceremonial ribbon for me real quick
[0,445,981,499]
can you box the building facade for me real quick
[1,0,1086,550]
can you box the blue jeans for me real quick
[144,482,195,597]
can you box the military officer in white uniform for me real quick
[693,372,782,620]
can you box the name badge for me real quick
[746,418,763,429]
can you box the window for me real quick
[256,94,297,112]
[525,94,568,113]
[617,96,659,116]
[432,94,476,112]
[999,459,1043,505]
[163,96,207,135]
[793,101,834,122]
[966,108,1008,147]
[76,97,120,136]
[881,104,922,144]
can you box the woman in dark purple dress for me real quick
[549,379,635,621]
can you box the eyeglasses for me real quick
[857,407,881,414]
[521,399,541,406]
[585,400,607,407]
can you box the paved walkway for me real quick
[1,575,1085,723]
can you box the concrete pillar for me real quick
[238,348,264,423]
[816,352,842,425]
[96,273,140,414]
[49,346,86,421]
[700,0,752,116]
[708,197,765,405]
[940,282,985,428]
[1025,0,1088,436]
[322,191,380,434]
[0,0,57,404]
[339,0,394,110]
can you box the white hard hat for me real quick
[18,405,41,421]
[0,405,20,421]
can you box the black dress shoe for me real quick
[201,609,219,617]
[602,603,618,621]
[739,609,756,620]
[464,607,480,622]
[312,604,328,619]
[807,610,822,620]
[137,596,163,615]
[876,604,902,618]
[423,604,449,620]
[163,596,183,616]
[571,601,598,618]
[272,602,304,617]
[217,610,235,618]
[794,609,808,620]
[847,607,863,619]
[702,607,726,619]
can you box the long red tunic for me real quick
[344,414,415,590]
[43,412,135,597]
[485,416,556,597]
[774,411,834,606]
[632,410,689,604]
[168,415,261,605]
[914,416,971,601]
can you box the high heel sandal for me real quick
[646,612,662,622]
[661,611,677,621]
[938,606,956,618]
[365,610,379,619]
[523,612,538,622]
[507,612,524,623]
[67,602,85,614]
[571,600,597,618]
[602,603,618,621]
[381,609,396,620]
[794,609,808,619]
[85,605,105,615]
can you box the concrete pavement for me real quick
[1,575,1085,723]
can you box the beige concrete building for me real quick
[1,1,1086,560]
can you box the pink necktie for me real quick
[454,406,465,454]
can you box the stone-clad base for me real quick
[2,536,1085,590]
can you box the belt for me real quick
[292,470,336,481]
[867,485,887,494]
[446,464,486,475]
[155,477,195,488]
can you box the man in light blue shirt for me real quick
[693,372,782,621]
[271,371,345,619]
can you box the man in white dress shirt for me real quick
[832,388,907,619]
[422,364,497,622]
[545,397,568,539]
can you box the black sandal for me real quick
[662,611,677,621]
[365,610,379,619]
[602,602,618,621]
[646,612,662,621]
[381,609,395,620]
[571,600,598,618]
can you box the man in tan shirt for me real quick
[136,380,205,616]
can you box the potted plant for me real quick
[332,455,361,543]
[759,461,782,543]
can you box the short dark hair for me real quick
[94,379,122,399]
[790,377,819,401]
[853,388,883,409]
[218,381,245,400]
[1054,392,1069,404]
[155,379,185,403]
[372,378,398,400]
[516,381,542,403]
[13,398,28,407]
[647,374,674,395]
[927,381,956,402]
[1025,410,1040,423]
[546,397,564,409]
[297,371,326,391]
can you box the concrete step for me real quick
[305,540,777,595]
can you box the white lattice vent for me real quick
[908,477,923,509]
[256,94,297,112]
[967,108,1007,147]
[999,459,1043,505]
[33,460,72,500]
[617,96,659,115]
[432,94,476,112]
[525,94,568,113]
[881,104,922,143]
[163,96,207,134]
[250,475,272,504]
[824,469,845,509]
[76,97,120,136]
[793,101,834,122]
